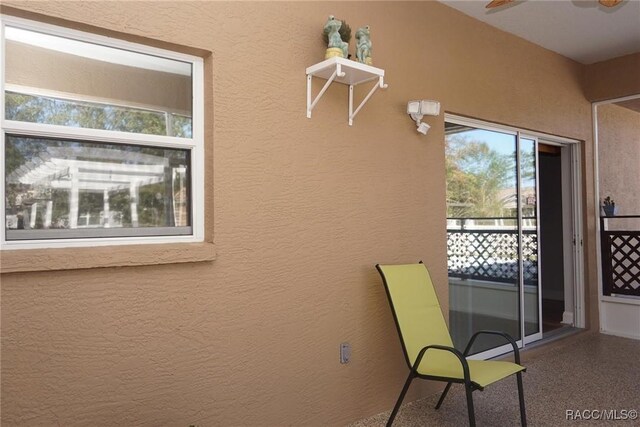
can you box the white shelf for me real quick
[306,57,388,126]
[306,57,384,85]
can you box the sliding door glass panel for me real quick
[520,137,540,337]
[446,123,521,354]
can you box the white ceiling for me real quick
[440,0,640,64]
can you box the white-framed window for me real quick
[1,15,205,250]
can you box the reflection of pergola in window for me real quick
[7,147,187,229]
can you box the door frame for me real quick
[445,114,585,359]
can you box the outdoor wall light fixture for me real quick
[407,100,441,135]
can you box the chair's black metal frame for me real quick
[376,262,527,427]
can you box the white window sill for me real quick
[0,241,215,273]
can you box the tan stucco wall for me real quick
[1,2,601,425]
[584,53,640,102]
[598,103,640,217]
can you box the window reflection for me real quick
[445,123,522,355]
[5,136,190,239]
[5,26,193,137]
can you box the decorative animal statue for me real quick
[324,15,349,58]
[356,25,372,65]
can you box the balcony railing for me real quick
[600,215,640,297]
[447,217,538,286]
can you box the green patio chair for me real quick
[376,262,526,427]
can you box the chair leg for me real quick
[386,372,414,427]
[435,382,452,409]
[465,383,476,427]
[517,372,527,426]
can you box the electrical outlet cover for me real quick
[340,342,351,364]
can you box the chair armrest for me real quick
[463,330,521,364]
[412,344,472,383]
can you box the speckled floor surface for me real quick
[349,332,640,426]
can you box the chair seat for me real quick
[419,357,525,388]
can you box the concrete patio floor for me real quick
[350,331,640,426]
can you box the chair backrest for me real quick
[376,263,454,369]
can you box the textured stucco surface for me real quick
[584,53,640,102]
[1,2,602,425]
[598,104,640,218]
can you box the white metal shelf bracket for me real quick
[348,76,387,126]
[307,64,345,119]
[305,58,388,126]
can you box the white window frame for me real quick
[0,15,205,250]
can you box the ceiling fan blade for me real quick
[599,0,622,6]
[486,0,514,8]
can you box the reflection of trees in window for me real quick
[446,135,515,218]
[109,190,132,227]
[51,190,69,229]
[519,141,537,218]
[520,144,536,185]
[139,183,169,227]
[78,192,104,227]
[5,91,192,137]
[171,114,193,138]
[5,138,55,220]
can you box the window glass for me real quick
[4,26,192,137]
[2,19,202,247]
[5,135,191,240]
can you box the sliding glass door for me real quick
[445,118,541,357]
